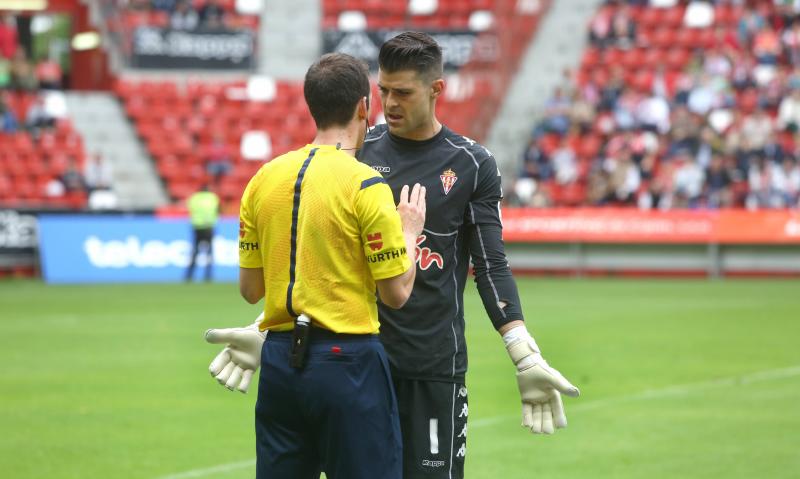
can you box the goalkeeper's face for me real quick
[377,68,443,141]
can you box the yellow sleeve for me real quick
[354,176,411,280]
[239,177,262,268]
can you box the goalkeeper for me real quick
[207,52,426,479]
[208,33,579,479]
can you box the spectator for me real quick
[60,157,87,193]
[569,89,596,133]
[84,153,113,192]
[637,91,671,134]
[128,0,152,10]
[687,74,718,116]
[610,4,636,49]
[25,94,55,138]
[778,86,800,131]
[0,94,18,133]
[9,48,37,91]
[753,25,782,65]
[607,148,641,204]
[695,126,722,169]
[668,106,700,156]
[0,56,9,89]
[738,6,766,47]
[741,106,775,151]
[151,0,177,12]
[730,51,755,90]
[770,156,800,207]
[552,137,578,185]
[540,86,572,135]
[782,20,800,66]
[171,0,199,31]
[35,59,62,90]
[705,154,733,208]
[599,67,625,111]
[704,46,732,78]
[613,86,639,130]
[199,0,227,29]
[0,14,17,60]
[520,139,552,181]
[589,8,612,48]
[672,155,705,208]
[762,131,785,164]
[746,156,772,209]
[205,133,232,183]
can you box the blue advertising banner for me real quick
[37,215,240,283]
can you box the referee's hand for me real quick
[397,183,426,238]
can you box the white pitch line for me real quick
[157,459,255,479]
[469,363,800,428]
[157,364,800,479]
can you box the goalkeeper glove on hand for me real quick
[503,325,580,434]
[204,313,265,393]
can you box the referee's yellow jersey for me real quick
[239,144,411,334]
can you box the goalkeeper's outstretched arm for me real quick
[204,312,265,393]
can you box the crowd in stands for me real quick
[106,0,260,32]
[0,13,115,209]
[513,0,800,210]
[126,0,230,30]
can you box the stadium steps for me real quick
[486,0,604,179]
[64,92,169,210]
[259,0,321,79]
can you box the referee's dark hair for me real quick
[379,31,443,82]
[304,53,370,130]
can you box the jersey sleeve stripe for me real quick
[360,176,387,190]
[286,148,318,318]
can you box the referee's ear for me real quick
[357,96,369,120]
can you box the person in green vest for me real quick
[185,184,220,282]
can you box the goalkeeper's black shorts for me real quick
[393,377,468,479]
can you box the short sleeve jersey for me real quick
[239,144,411,334]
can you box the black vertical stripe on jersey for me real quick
[286,148,318,318]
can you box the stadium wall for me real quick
[3,209,799,281]
[502,209,800,277]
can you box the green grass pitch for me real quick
[1,278,799,478]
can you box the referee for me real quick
[236,53,426,479]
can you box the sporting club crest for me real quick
[440,168,458,195]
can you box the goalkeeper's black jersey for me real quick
[357,124,523,382]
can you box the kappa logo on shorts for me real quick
[440,168,458,195]
[422,459,446,468]
[371,165,391,174]
[366,232,383,251]
[456,443,466,458]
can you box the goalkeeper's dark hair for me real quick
[379,31,443,82]
[304,53,370,130]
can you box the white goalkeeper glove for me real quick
[503,325,579,434]
[204,312,266,393]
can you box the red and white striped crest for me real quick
[440,168,458,195]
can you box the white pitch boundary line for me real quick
[157,364,800,479]
[157,459,255,479]
[469,363,800,428]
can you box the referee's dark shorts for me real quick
[255,328,402,479]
